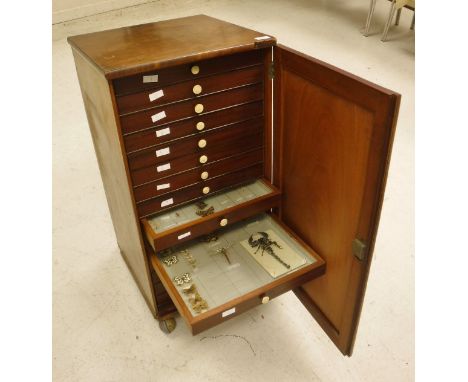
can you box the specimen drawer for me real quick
[136,163,263,217]
[113,49,264,96]
[130,131,263,186]
[133,148,263,202]
[127,117,263,171]
[123,102,263,153]
[149,213,325,334]
[119,83,263,135]
[116,65,263,115]
[141,179,280,251]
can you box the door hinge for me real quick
[268,61,275,79]
[352,239,367,261]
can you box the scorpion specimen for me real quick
[248,232,291,269]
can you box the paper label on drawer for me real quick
[222,307,236,317]
[149,89,164,101]
[161,198,174,207]
[254,35,272,41]
[143,74,158,83]
[151,110,166,123]
[156,163,171,172]
[155,127,170,137]
[178,231,191,240]
[156,183,170,190]
[156,147,170,157]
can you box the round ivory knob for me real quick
[202,186,210,195]
[194,104,204,114]
[196,121,205,131]
[191,65,200,75]
[198,139,207,148]
[199,155,208,164]
[200,171,209,180]
[193,84,202,94]
[220,218,228,227]
[261,296,270,304]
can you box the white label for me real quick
[156,147,170,157]
[157,163,171,173]
[254,35,271,41]
[149,89,164,101]
[151,110,166,123]
[156,127,170,137]
[143,74,158,83]
[161,198,174,207]
[222,307,236,317]
[156,183,170,190]
[178,231,191,240]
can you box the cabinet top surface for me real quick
[68,15,274,79]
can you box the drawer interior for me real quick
[149,213,325,333]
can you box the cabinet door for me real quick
[274,45,400,355]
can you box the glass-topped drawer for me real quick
[149,213,325,334]
[141,179,280,251]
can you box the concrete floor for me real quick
[53,1,414,381]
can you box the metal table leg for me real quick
[363,0,377,36]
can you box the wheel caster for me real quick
[159,318,176,334]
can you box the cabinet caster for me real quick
[159,318,176,334]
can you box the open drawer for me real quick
[149,213,325,334]
[141,179,281,251]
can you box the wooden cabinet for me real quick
[68,14,400,356]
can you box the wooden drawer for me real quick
[141,179,281,250]
[117,65,263,115]
[113,50,264,96]
[120,83,263,135]
[147,213,325,334]
[130,131,263,186]
[136,163,263,217]
[123,101,263,153]
[127,117,263,171]
[133,148,263,202]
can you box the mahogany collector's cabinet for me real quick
[68,15,400,356]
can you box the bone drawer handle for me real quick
[191,65,200,75]
[198,139,207,148]
[202,186,210,195]
[200,171,209,180]
[220,218,228,227]
[196,121,205,131]
[194,104,204,114]
[199,155,208,164]
[193,84,202,94]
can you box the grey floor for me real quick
[53,1,414,381]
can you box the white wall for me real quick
[52,0,151,24]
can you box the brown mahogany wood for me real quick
[67,15,275,79]
[274,45,400,355]
[142,182,281,251]
[119,83,263,135]
[130,133,264,186]
[123,102,264,153]
[71,49,158,316]
[116,65,263,114]
[136,164,264,217]
[148,213,325,334]
[133,148,263,202]
[127,117,264,171]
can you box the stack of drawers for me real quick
[114,50,267,218]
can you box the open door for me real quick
[273,45,400,355]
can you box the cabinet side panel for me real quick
[71,49,157,315]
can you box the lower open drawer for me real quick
[149,213,326,334]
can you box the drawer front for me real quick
[113,50,263,96]
[136,163,263,217]
[123,101,263,153]
[120,83,263,135]
[117,65,263,115]
[133,148,263,202]
[127,117,263,171]
[130,131,263,186]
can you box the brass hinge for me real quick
[352,239,367,261]
[268,61,275,79]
